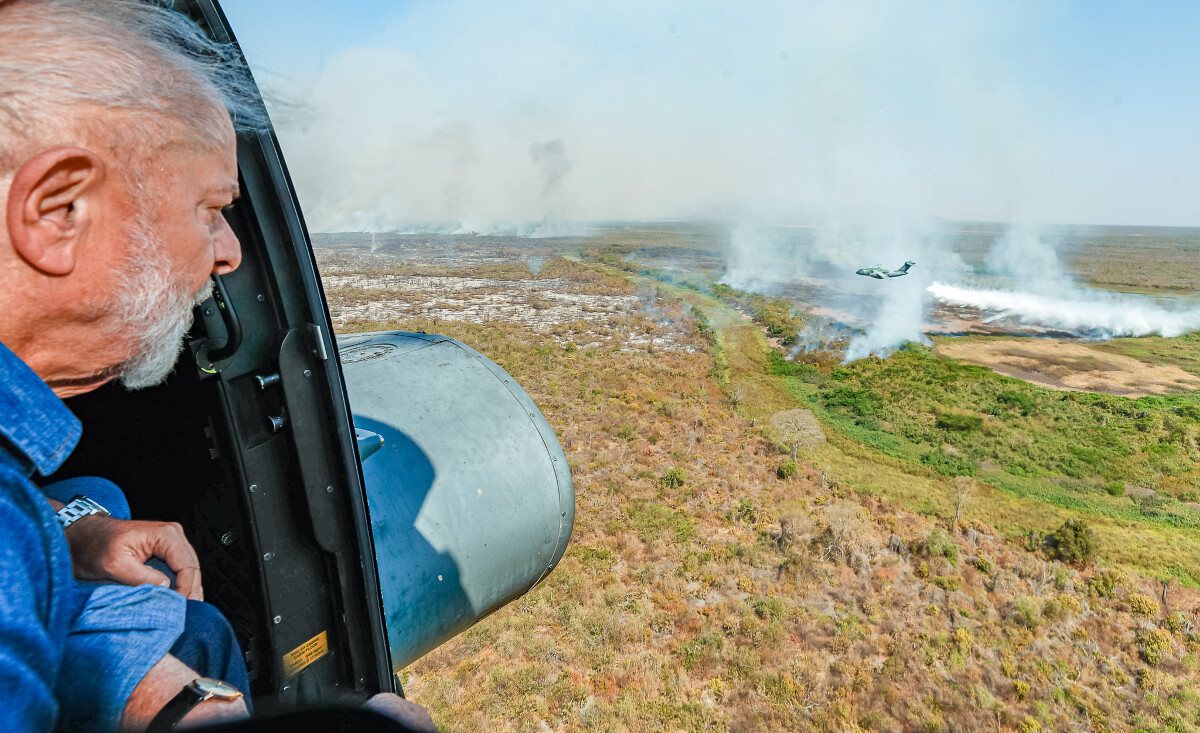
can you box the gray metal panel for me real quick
[337,331,574,668]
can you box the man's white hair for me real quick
[0,0,267,388]
[0,0,267,176]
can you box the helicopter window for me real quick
[220,2,1200,730]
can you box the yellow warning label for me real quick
[282,630,328,678]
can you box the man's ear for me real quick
[5,147,105,276]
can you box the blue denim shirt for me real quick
[0,340,85,731]
[0,342,188,733]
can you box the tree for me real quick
[770,409,825,459]
[1046,518,1098,566]
[728,386,745,409]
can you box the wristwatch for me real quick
[55,495,109,530]
[147,677,244,732]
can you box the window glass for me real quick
[223,2,1200,729]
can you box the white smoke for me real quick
[721,222,810,292]
[529,140,573,237]
[843,274,932,361]
[224,1,1200,235]
[925,224,1200,338]
[929,283,1200,339]
[720,214,969,361]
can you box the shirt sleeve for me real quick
[55,584,186,733]
[0,484,63,733]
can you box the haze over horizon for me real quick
[225,1,1200,232]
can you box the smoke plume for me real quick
[928,283,1200,339]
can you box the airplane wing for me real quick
[871,272,885,279]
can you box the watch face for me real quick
[193,678,243,700]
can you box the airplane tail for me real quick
[898,260,915,273]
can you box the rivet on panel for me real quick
[273,615,282,624]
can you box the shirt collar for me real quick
[0,340,81,476]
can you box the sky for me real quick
[220,0,1200,231]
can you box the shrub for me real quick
[1014,680,1031,701]
[1088,569,1128,598]
[997,390,1037,416]
[952,626,973,652]
[936,412,984,432]
[1164,611,1193,634]
[614,423,638,442]
[1012,598,1041,629]
[824,387,882,417]
[1046,518,1098,566]
[921,450,978,477]
[776,459,797,480]
[1128,593,1159,617]
[661,466,688,489]
[1041,599,1066,623]
[1056,594,1083,615]
[1103,481,1125,497]
[933,576,962,592]
[1138,668,1166,690]
[1139,628,1172,665]
[927,528,960,566]
[916,561,931,579]
[627,501,695,543]
[974,555,994,575]
[752,596,788,622]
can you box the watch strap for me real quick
[55,495,109,530]
[147,681,210,733]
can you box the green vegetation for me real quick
[710,283,805,345]
[1046,518,1099,566]
[660,466,689,489]
[1099,332,1200,378]
[776,459,797,480]
[777,344,1200,495]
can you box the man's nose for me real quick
[211,214,242,275]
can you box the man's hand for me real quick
[65,515,204,600]
[365,694,438,732]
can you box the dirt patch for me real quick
[1125,485,1156,499]
[935,338,1200,397]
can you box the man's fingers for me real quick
[365,694,438,732]
[149,522,204,600]
[173,565,204,601]
[114,561,174,590]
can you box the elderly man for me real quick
[0,0,434,731]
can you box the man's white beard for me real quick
[109,219,214,390]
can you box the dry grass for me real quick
[935,337,1200,397]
